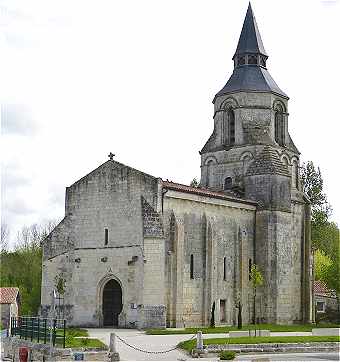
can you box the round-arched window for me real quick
[228,109,235,145]
[274,104,285,146]
[224,177,232,190]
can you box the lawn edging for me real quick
[146,323,340,335]
[179,336,340,356]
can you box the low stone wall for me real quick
[205,342,340,354]
[2,337,107,361]
[229,330,270,337]
[312,328,340,336]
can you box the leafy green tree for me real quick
[250,264,264,334]
[301,161,331,220]
[190,178,200,188]
[314,249,332,281]
[0,221,57,315]
[301,161,340,295]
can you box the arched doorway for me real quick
[102,279,122,326]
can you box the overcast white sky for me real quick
[1,0,339,245]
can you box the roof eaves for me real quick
[162,181,258,206]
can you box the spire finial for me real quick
[108,152,115,161]
[233,2,267,60]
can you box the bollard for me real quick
[191,331,206,358]
[110,333,117,353]
[107,333,120,362]
[196,331,203,351]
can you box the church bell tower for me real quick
[200,2,300,195]
[200,3,313,324]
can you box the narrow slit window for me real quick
[249,258,252,280]
[275,105,285,146]
[190,254,194,279]
[105,228,109,245]
[223,257,227,280]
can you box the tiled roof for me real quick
[0,287,19,304]
[314,280,333,297]
[162,181,257,206]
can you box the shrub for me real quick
[219,350,236,360]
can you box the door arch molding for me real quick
[97,274,124,326]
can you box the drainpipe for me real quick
[161,189,168,213]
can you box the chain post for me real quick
[196,330,203,351]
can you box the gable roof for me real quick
[69,159,156,189]
[0,287,19,304]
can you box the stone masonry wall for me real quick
[140,238,166,328]
[41,161,162,328]
[163,190,256,327]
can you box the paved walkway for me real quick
[87,328,215,361]
[86,328,318,361]
[235,352,340,361]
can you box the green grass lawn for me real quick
[178,335,340,352]
[146,323,340,335]
[54,328,106,349]
[65,337,107,349]
[65,328,89,337]
[63,328,106,349]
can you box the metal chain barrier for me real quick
[114,333,197,355]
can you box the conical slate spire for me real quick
[233,2,267,59]
[213,3,288,101]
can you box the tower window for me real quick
[224,177,232,190]
[223,257,227,280]
[228,108,235,145]
[274,105,285,146]
[260,56,267,67]
[104,228,109,245]
[238,56,245,65]
[190,254,194,279]
[248,55,257,65]
[292,161,299,190]
[206,160,214,187]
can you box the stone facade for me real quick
[41,4,313,328]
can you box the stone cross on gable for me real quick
[108,152,115,161]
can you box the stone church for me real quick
[41,3,313,328]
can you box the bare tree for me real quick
[15,220,57,250]
[1,222,10,252]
